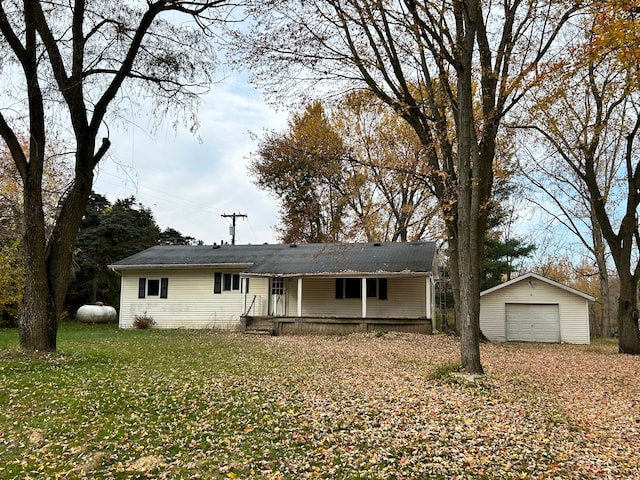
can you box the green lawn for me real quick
[0,324,637,479]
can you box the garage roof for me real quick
[109,241,438,276]
[480,272,595,301]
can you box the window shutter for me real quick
[232,274,240,291]
[160,278,169,298]
[335,278,344,299]
[214,272,222,294]
[378,278,388,300]
[138,278,146,298]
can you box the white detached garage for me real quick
[480,272,593,344]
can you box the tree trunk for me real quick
[90,276,98,304]
[448,232,461,335]
[599,269,611,338]
[19,177,56,351]
[18,136,96,351]
[17,3,55,351]
[455,0,483,374]
[591,205,611,337]
[46,172,95,326]
[595,246,611,338]
[458,253,483,373]
[617,272,640,354]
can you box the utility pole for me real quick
[221,213,247,245]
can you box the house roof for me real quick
[480,272,595,301]
[109,241,438,277]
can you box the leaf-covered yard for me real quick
[0,325,638,479]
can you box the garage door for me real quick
[506,304,560,343]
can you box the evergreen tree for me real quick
[66,194,161,315]
[159,227,199,245]
[483,236,536,290]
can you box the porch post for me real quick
[297,277,303,317]
[266,277,271,316]
[425,276,431,319]
[242,278,247,315]
[362,277,367,318]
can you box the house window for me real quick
[138,277,168,299]
[335,278,362,299]
[336,278,387,300]
[271,278,285,295]
[224,273,240,291]
[148,279,160,296]
[345,278,361,298]
[214,272,241,294]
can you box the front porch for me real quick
[243,275,436,321]
[242,315,432,336]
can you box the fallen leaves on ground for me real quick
[0,328,637,479]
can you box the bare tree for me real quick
[515,136,616,338]
[515,15,639,349]
[231,0,580,372]
[0,0,232,351]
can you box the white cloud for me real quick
[93,75,288,245]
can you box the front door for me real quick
[270,278,286,316]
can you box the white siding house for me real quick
[118,267,269,330]
[110,242,438,334]
[480,272,593,344]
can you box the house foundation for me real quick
[244,315,432,336]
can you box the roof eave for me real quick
[244,271,433,277]
[109,262,254,271]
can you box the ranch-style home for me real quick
[109,241,439,335]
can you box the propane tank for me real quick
[77,304,117,323]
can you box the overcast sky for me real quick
[88,69,547,252]
[92,74,288,246]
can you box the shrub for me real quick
[133,313,155,329]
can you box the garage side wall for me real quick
[480,279,590,344]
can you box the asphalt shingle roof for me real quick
[110,242,437,276]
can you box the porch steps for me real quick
[244,316,275,335]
